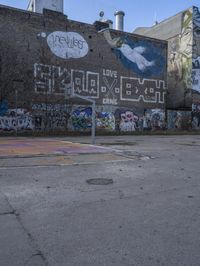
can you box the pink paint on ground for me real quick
[0,138,109,157]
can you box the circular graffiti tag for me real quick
[47,31,89,59]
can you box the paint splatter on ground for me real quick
[0,138,111,158]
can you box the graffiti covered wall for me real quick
[167,110,191,130]
[167,8,193,109]
[0,5,167,134]
[192,6,200,123]
[0,106,34,132]
[192,103,200,129]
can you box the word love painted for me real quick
[45,31,89,59]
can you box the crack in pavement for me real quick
[1,192,49,266]
[0,210,16,215]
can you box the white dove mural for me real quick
[100,28,164,77]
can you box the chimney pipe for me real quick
[105,19,113,29]
[114,11,125,31]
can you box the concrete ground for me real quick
[0,135,200,266]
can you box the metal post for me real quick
[92,101,96,145]
[15,89,18,136]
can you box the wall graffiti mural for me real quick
[168,8,193,107]
[167,110,191,130]
[115,109,139,132]
[32,103,67,130]
[169,9,192,83]
[114,108,165,132]
[38,31,89,59]
[192,6,200,93]
[68,106,115,131]
[144,109,165,130]
[96,112,115,131]
[0,108,34,131]
[69,107,92,131]
[34,63,166,105]
[100,28,166,77]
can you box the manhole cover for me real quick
[86,178,113,185]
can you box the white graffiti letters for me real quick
[47,32,89,59]
[120,77,166,103]
[34,63,166,104]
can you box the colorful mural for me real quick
[192,6,200,93]
[101,29,166,77]
[96,112,115,131]
[68,107,115,131]
[69,107,92,131]
[168,8,193,108]
[167,110,191,130]
[114,108,165,132]
[115,109,140,132]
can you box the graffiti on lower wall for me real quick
[0,101,168,132]
[69,107,92,131]
[192,103,200,129]
[68,107,115,131]
[0,108,34,131]
[115,109,140,132]
[32,103,68,130]
[96,112,115,131]
[144,109,165,130]
[167,110,191,129]
[114,108,165,132]
[34,63,166,105]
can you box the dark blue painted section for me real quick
[0,100,8,116]
[113,36,166,77]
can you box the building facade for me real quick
[0,5,167,133]
[135,6,200,130]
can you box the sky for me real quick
[0,0,199,32]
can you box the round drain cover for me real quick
[86,178,113,185]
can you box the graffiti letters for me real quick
[34,63,166,104]
[44,31,89,59]
[120,77,166,103]
[0,109,33,131]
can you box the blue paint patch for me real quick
[0,100,9,116]
[113,36,166,77]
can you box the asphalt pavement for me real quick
[0,135,200,266]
